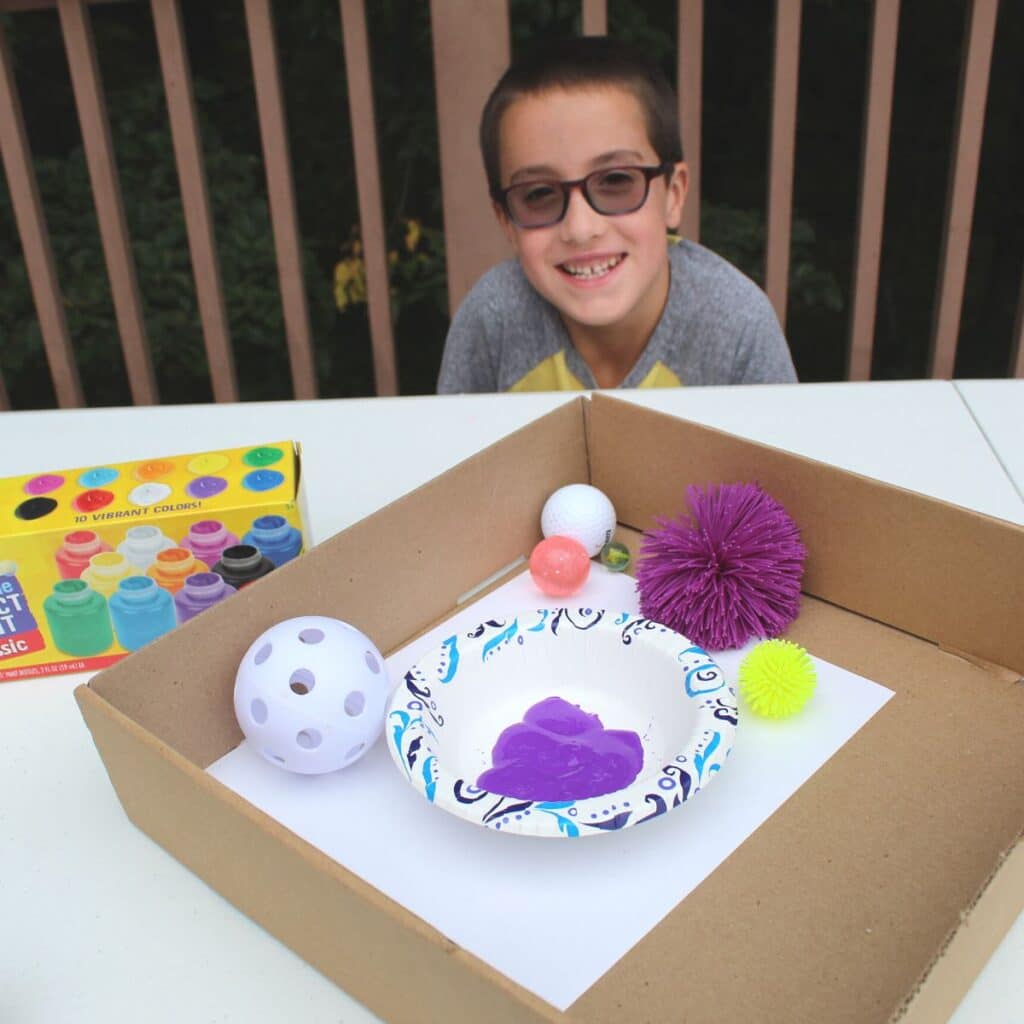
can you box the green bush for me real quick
[0,79,338,407]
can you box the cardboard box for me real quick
[1,441,307,681]
[75,396,1024,1023]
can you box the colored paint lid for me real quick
[187,453,230,475]
[186,476,228,499]
[15,496,58,520]
[74,488,115,512]
[242,446,284,468]
[128,482,173,507]
[191,519,228,538]
[134,459,175,481]
[24,473,65,495]
[51,578,93,604]
[115,575,161,603]
[242,469,284,492]
[78,467,119,488]
[151,547,205,578]
[63,529,104,553]
[86,552,131,577]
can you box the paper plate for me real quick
[386,608,738,838]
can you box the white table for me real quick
[1,382,1021,1023]
[955,379,1024,499]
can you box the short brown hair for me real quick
[479,36,683,194]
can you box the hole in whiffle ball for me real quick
[296,729,322,749]
[250,699,268,724]
[364,651,380,674]
[344,691,365,716]
[299,628,324,644]
[290,668,315,695]
[269,753,285,764]
[254,643,272,665]
[345,742,365,762]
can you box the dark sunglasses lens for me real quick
[506,182,565,227]
[586,167,647,214]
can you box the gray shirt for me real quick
[437,240,797,392]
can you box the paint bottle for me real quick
[55,530,113,579]
[211,544,275,589]
[242,514,303,567]
[173,571,236,623]
[80,551,143,598]
[117,525,177,569]
[43,579,114,656]
[180,519,240,567]
[109,575,177,651]
[147,548,208,595]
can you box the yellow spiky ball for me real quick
[738,639,817,719]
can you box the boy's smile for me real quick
[495,87,686,383]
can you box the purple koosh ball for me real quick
[636,482,807,651]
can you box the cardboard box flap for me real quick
[587,394,1024,674]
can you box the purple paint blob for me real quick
[186,475,228,499]
[477,696,643,802]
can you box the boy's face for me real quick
[494,86,686,344]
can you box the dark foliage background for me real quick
[0,0,1021,408]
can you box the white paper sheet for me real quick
[209,566,894,1010]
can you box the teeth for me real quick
[562,255,623,279]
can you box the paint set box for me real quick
[0,441,306,681]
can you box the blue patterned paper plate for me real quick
[386,608,738,839]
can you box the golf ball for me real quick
[541,484,616,558]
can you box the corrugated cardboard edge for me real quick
[898,838,1024,1023]
[587,393,1024,675]
[74,394,1024,1023]
[75,684,563,1024]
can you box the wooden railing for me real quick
[0,0,1020,410]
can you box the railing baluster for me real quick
[581,0,606,36]
[677,0,702,242]
[430,0,511,317]
[765,0,802,328]
[57,0,157,404]
[242,0,317,399]
[847,0,900,381]
[338,0,397,397]
[151,0,238,403]
[1011,266,1024,378]
[929,0,999,379]
[0,18,83,407]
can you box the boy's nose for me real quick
[558,185,605,244]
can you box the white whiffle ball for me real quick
[541,483,617,557]
[234,615,389,774]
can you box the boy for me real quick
[437,36,797,393]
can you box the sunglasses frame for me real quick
[492,162,674,229]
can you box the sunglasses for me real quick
[492,163,673,229]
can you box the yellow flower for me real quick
[404,218,421,253]
[333,256,366,310]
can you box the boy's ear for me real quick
[664,161,689,232]
[492,199,520,251]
